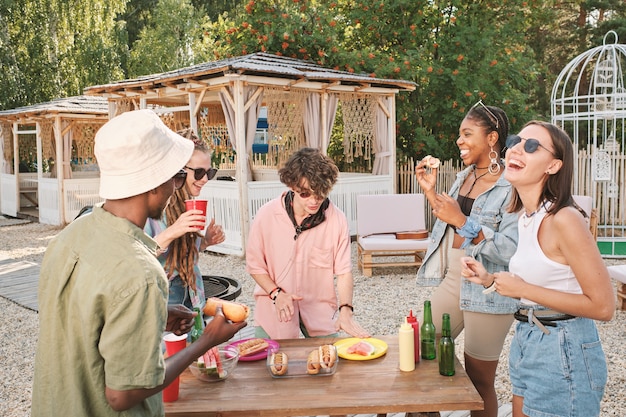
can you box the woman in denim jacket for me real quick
[415,102,518,417]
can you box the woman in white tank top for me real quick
[461,121,614,417]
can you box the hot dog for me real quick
[237,338,269,357]
[269,351,288,376]
[203,297,250,323]
[318,344,337,369]
[306,349,321,375]
[422,155,441,169]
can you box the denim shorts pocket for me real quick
[582,340,608,391]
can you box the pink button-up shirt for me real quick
[246,195,351,338]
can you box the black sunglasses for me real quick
[506,134,557,157]
[295,188,325,200]
[172,169,187,190]
[184,165,218,181]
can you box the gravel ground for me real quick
[0,221,625,417]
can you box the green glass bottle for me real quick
[190,307,204,343]
[439,313,455,376]
[420,300,436,360]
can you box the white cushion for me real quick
[358,234,430,251]
[357,193,426,237]
[608,265,626,284]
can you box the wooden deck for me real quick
[0,258,39,311]
[0,258,512,417]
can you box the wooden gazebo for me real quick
[0,96,108,224]
[84,53,416,255]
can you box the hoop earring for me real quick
[488,147,501,175]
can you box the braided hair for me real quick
[466,102,510,155]
[164,128,210,291]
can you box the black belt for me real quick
[514,308,576,334]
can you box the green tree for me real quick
[0,0,127,109]
[128,0,208,76]
[203,0,539,161]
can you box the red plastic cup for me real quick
[163,332,188,356]
[162,333,188,403]
[162,376,180,402]
[185,199,208,229]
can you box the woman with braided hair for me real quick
[413,101,518,417]
[145,128,225,311]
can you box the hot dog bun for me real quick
[269,352,288,376]
[422,155,441,169]
[203,297,250,323]
[237,338,269,357]
[306,349,321,375]
[318,344,337,369]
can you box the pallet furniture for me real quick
[356,193,430,277]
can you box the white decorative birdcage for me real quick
[551,31,626,257]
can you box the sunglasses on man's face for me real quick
[295,189,325,200]
[172,169,188,190]
[506,134,557,157]
[184,165,218,181]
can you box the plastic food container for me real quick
[266,345,338,378]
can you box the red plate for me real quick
[225,338,280,362]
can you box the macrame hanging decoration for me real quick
[340,93,375,163]
[1,122,13,166]
[71,121,104,166]
[265,87,307,167]
[18,128,36,165]
[40,121,55,164]
[114,98,139,117]
[159,110,190,133]
[199,104,233,167]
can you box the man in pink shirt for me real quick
[246,147,370,339]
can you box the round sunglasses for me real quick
[506,134,557,157]
[295,189,326,200]
[184,165,218,181]
[172,169,188,190]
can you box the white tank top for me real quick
[509,204,582,305]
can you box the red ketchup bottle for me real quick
[406,310,420,363]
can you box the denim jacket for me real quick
[417,165,519,314]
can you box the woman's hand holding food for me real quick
[415,155,440,204]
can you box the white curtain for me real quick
[372,98,391,175]
[61,122,72,179]
[0,123,7,173]
[304,93,321,148]
[219,85,263,181]
[303,92,339,152]
[323,93,338,152]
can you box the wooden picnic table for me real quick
[165,335,483,417]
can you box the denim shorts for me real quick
[168,275,193,310]
[509,313,607,417]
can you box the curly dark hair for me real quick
[278,147,339,198]
[465,102,510,156]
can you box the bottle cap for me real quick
[406,309,417,323]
